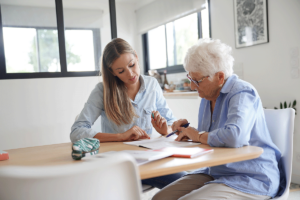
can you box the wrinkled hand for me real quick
[121,125,150,141]
[171,119,189,132]
[151,111,169,135]
[175,126,201,143]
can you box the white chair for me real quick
[0,152,142,200]
[264,108,295,200]
[75,113,154,193]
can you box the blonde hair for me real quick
[101,38,138,126]
[184,38,234,80]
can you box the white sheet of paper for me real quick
[124,136,198,150]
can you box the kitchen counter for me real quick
[163,91,198,97]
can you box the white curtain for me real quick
[2,5,103,28]
[136,0,206,34]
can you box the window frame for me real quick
[142,0,211,75]
[0,0,117,79]
[2,26,101,74]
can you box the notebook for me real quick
[152,147,213,158]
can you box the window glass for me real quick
[201,4,210,39]
[174,13,198,65]
[166,22,175,66]
[1,1,60,73]
[148,25,167,70]
[65,30,95,72]
[63,0,104,72]
[3,27,37,73]
[37,29,60,72]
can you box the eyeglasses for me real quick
[186,74,209,87]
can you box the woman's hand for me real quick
[151,111,170,135]
[175,126,202,143]
[171,119,189,132]
[120,125,150,141]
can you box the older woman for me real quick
[153,39,281,200]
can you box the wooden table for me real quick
[0,142,263,179]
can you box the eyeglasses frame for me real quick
[186,74,209,87]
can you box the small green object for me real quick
[152,113,154,119]
[72,138,100,160]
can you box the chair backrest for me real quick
[0,152,141,200]
[264,108,295,199]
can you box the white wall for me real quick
[0,77,100,150]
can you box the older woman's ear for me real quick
[217,72,225,87]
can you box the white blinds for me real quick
[136,0,206,34]
[2,5,103,28]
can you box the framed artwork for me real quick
[234,0,269,48]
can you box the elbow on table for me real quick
[222,126,248,148]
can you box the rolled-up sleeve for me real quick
[70,83,104,143]
[155,80,177,126]
[208,90,259,148]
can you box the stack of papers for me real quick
[96,150,172,166]
[97,137,211,165]
[152,147,213,158]
[121,150,173,165]
[124,136,199,150]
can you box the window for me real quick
[0,0,111,79]
[142,3,211,75]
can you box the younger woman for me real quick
[70,38,186,188]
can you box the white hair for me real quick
[183,38,234,80]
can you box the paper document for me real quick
[124,136,199,150]
[96,150,172,166]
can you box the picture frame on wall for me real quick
[234,0,269,48]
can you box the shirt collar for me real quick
[130,75,146,104]
[138,75,146,93]
[220,74,238,94]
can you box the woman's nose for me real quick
[127,68,133,76]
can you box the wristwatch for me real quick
[198,131,205,143]
[198,131,205,135]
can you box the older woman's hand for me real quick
[175,126,201,143]
[171,119,189,132]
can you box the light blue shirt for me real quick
[70,75,176,143]
[192,74,281,198]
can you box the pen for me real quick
[151,113,155,120]
[166,123,190,138]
